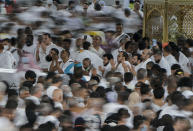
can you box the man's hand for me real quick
[98,66,104,72]
[37,43,41,49]
[110,59,116,71]
[92,68,97,76]
[41,42,47,53]
[128,65,136,76]
[53,55,59,61]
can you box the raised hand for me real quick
[92,68,97,76]
[128,65,136,76]
[98,66,104,72]
[110,59,116,71]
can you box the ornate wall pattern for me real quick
[143,0,193,42]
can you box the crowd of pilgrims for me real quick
[0,0,193,131]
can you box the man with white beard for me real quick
[135,48,152,72]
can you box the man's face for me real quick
[20,90,30,99]
[154,54,162,63]
[80,88,89,99]
[64,33,72,39]
[29,77,36,84]
[145,40,149,48]
[83,60,90,69]
[171,69,176,75]
[134,1,140,11]
[93,36,101,47]
[117,52,123,62]
[83,3,89,9]
[50,50,57,57]
[142,49,150,61]
[105,32,113,40]
[53,89,63,102]
[37,86,44,98]
[42,35,51,45]
[63,42,71,50]
[103,57,109,66]
[61,51,69,61]
[2,40,9,46]
[132,55,139,65]
[69,3,75,9]
[76,38,82,48]
[116,25,123,33]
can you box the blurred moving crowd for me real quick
[0,0,193,131]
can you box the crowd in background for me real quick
[0,0,193,131]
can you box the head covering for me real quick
[46,86,58,99]
[106,91,118,103]
[182,90,193,99]
[88,80,98,86]
[74,117,85,128]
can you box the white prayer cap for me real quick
[182,90,193,99]
[98,78,109,89]
[46,86,58,99]
[88,80,98,86]
[106,91,118,103]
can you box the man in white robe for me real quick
[135,49,152,72]
[163,45,178,67]
[151,49,171,76]
[89,35,105,58]
[0,44,15,69]
[35,33,61,71]
[115,51,131,75]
